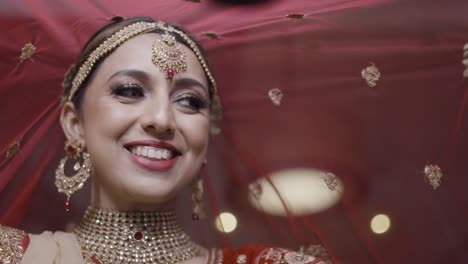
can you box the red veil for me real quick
[1,0,468,263]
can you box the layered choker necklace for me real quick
[74,207,200,264]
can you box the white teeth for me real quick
[163,150,170,159]
[148,148,156,158]
[129,146,175,160]
[155,150,162,159]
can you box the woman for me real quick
[0,17,324,264]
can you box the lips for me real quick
[124,140,182,171]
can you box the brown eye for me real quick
[112,84,144,99]
[177,95,207,111]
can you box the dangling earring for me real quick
[192,165,206,220]
[55,140,92,212]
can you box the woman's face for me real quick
[68,33,210,210]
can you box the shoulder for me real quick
[0,224,30,263]
[1,227,85,263]
[212,245,326,264]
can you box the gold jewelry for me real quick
[67,21,217,101]
[74,207,200,264]
[152,32,187,80]
[192,174,205,220]
[55,140,92,211]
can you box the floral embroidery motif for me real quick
[424,164,443,190]
[303,244,332,264]
[20,43,36,63]
[283,251,317,264]
[237,254,247,264]
[322,172,338,191]
[268,88,283,106]
[463,43,468,77]
[286,14,305,19]
[0,225,27,264]
[259,248,284,262]
[203,32,220,40]
[6,141,20,159]
[248,181,263,199]
[256,248,318,264]
[361,62,381,87]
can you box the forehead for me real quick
[94,32,207,86]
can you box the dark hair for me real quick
[62,16,215,110]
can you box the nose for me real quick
[140,95,176,136]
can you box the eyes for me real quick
[111,83,208,112]
[112,84,144,99]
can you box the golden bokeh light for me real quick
[215,212,238,233]
[370,214,391,234]
[248,168,344,216]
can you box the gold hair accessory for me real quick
[152,32,187,80]
[75,207,200,264]
[55,140,92,211]
[68,21,217,101]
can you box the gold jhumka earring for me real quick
[192,172,206,220]
[55,140,92,211]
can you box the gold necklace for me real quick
[74,207,200,264]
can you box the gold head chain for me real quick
[67,21,218,101]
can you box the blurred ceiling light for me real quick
[215,212,238,233]
[248,168,344,216]
[370,214,391,234]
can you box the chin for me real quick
[123,181,179,206]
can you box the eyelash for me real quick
[111,83,208,111]
[177,95,208,111]
[111,84,144,99]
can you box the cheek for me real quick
[81,98,135,144]
[176,114,210,153]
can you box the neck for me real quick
[74,206,199,264]
[90,177,177,211]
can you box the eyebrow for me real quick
[108,69,208,92]
[108,69,151,82]
[174,78,208,93]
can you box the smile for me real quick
[130,146,174,160]
[124,141,182,172]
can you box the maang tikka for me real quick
[152,32,187,80]
[55,140,92,211]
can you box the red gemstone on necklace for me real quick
[134,231,143,240]
[167,68,175,80]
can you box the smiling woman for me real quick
[65,31,212,211]
[0,16,324,264]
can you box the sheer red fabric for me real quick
[1,0,467,263]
